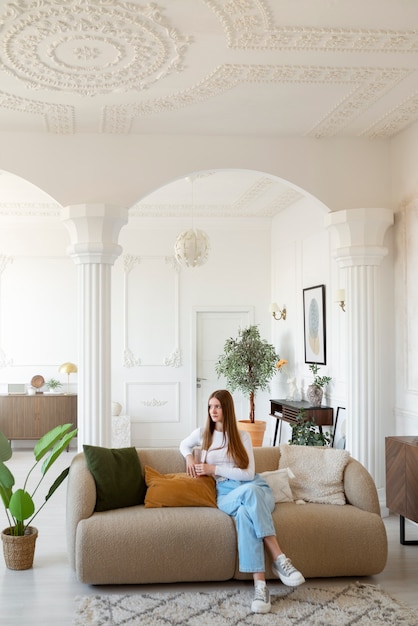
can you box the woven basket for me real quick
[1,526,38,570]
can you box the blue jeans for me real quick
[216,474,276,573]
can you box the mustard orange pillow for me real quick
[144,466,217,508]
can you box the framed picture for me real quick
[303,284,326,364]
[332,406,346,449]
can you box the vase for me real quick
[306,384,323,407]
[112,401,122,416]
[1,526,38,570]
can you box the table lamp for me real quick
[58,362,78,395]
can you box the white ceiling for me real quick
[0,0,417,216]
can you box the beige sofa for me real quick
[66,446,387,585]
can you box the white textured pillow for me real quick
[261,468,295,503]
[278,444,351,505]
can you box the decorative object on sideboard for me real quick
[30,374,45,393]
[45,378,63,393]
[58,362,77,394]
[335,289,346,312]
[215,325,279,446]
[269,302,287,320]
[174,175,210,268]
[306,363,332,407]
[0,423,78,569]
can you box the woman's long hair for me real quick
[202,389,249,469]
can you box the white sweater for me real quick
[179,427,255,481]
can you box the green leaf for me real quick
[41,429,78,475]
[0,430,12,462]
[45,467,70,502]
[9,489,35,523]
[0,460,14,490]
[0,483,12,509]
[33,424,74,462]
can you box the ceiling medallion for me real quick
[0,0,190,96]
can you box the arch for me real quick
[128,168,331,219]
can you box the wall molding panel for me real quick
[122,254,180,367]
[127,381,180,423]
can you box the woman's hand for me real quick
[195,463,214,477]
[186,455,197,478]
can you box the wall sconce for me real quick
[335,289,346,312]
[269,302,287,321]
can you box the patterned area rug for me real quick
[75,582,417,625]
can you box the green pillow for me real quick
[83,445,146,512]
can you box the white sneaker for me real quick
[251,585,271,613]
[272,555,305,587]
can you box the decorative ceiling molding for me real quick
[205,0,418,52]
[0,90,74,133]
[307,67,411,138]
[0,203,62,217]
[0,0,190,97]
[103,63,411,137]
[362,91,418,138]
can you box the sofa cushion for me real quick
[83,445,146,512]
[278,444,350,505]
[260,468,294,502]
[144,466,217,508]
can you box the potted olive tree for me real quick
[0,423,77,569]
[215,325,280,446]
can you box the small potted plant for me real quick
[306,363,332,407]
[0,423,78,569]
[289,409,331,446]
[45,378,63,393]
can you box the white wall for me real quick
[0,128,407,453]
[0,132,390,211]
[391,119,418,435]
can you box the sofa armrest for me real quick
[343,457,380,514]
[66,452,97,570]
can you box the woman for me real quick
[179,389,305,614]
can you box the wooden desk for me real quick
[385,435,418,545]
[0,394,77,441]
[270,399,333,446]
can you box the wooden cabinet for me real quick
[270,399,333,446]
[385,436,418,545]
[0,394,77,441]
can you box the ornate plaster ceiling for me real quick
[0,0,417,216]
[0,0,417,137]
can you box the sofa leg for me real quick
[400,515,418,545]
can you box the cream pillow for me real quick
[261,467,295,503]
[278,444,351,505]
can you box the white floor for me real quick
[1,449,418,625]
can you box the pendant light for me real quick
[174,175,210,268]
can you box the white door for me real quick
[193,307,254,428]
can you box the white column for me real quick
[326,208,393,483]
[62,204,128,450]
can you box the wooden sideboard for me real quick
[0,394,77,441]
[270,399,333,446]
[385,435,418,545]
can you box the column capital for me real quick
[325,208,394,267]
[62,203,128,264]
